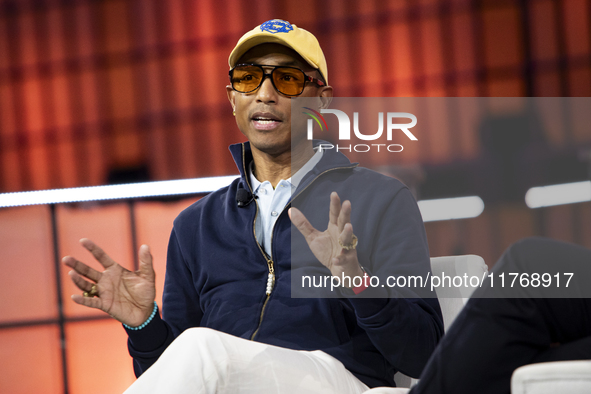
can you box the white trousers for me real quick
[123,327,371,394]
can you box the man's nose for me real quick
[255,74,278,103]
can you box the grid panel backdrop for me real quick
[1,0,590,193]
[1,0,591,393]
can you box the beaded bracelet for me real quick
[123,301,158,331]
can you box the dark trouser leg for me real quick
[411,237,591,394]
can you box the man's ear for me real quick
[226,85,236,114]
[319,85,333,109]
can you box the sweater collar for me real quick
[229,141,357,190]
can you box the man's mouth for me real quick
[251,113,282,130]
[253,118,279,124]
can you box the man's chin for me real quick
[249,140,291,157]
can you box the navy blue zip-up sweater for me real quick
[126,141,443,388]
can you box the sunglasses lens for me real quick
[273,67,306,96]
[231,65,307,95]
[231,65,264,93]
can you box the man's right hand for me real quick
[63,238,157,327]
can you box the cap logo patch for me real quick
[260,19,293,34]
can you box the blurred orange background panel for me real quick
[0,205,57,323]
[0,325,63,394]
[1,0,589,193]
[66,319,135,394]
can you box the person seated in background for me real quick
[406,237,591,394]
[63,19,443,393]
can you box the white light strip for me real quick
[418,196,485,222]
[0,175,239,208]
[1,178,485,223]
[525,181,591,208]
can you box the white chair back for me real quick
[393,255,488,388]
[430,255,488,330]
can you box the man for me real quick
[64,19,443,393]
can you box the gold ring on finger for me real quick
[84,284,99,298]
[339,234,358,250]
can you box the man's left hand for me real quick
[289,191,364,284]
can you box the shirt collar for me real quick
[249,147,323,193]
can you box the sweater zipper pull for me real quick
[266,265,275,295]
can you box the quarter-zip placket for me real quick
[242,143,358,340]
[241,144,277,340]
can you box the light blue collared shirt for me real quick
[249,148,322,257]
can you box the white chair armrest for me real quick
[362,388,410,394]
[393,373,418,388]
[511,360,591,394]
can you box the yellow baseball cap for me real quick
[228,19,328,84]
